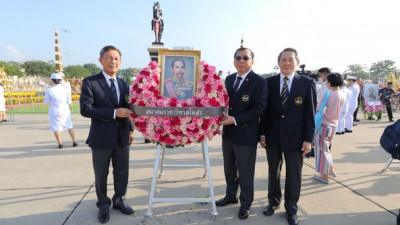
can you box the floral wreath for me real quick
[130,61,229,146]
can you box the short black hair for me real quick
[388,82,393,85]
[318,67,331,74]
[327,73,344,87]
[51,79,62,84]
[100,45,122,58]
[234,47,254,59]
[278,48,299,62]
[171,58,185,68]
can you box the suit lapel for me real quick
[97,73,119,107]
[233,71,253,101]
[227,74,236,98]
[283,74,300,111]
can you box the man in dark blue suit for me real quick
[260,48,316,225]
[216,47,267,220]
[80,45,134,224]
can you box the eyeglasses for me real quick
[103,57,120,62]
[235,56,251,61]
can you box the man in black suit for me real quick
[260,48,316,225]
[216,47,267,220]
[80,45,134,224]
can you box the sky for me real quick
[1,0,400,76]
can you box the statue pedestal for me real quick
[147,43,168,62]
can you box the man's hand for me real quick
[259,136,266,148]
[129,131,134,145]
[301,141,312,157]
[116,108,132,118]
[219,112,234,126]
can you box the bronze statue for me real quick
[151,2,164,44]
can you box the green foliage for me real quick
[346,64,370,80]
[83,63,101,75]
[118,68,134,78]
[63,65,91,78]
[0,61,25,77]
[370,60,397,81]
[22,60,54,77]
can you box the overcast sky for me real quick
[1,0,399,75]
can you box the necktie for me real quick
[233,76,243,94]
[281,77,289,107]
[109,78,118,104]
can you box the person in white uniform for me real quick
[44,72,77,149]
[345,76,360,132]
[337,80,352,134]
[0,79,7,122]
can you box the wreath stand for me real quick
[145,139,218,217]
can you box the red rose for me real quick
[213,74,220,80]
[217,85,224,92]
[171,118,181,126]
[205,84,212,93]
[169,98,177,107]
[202,75,209,81]
[138,100,145,106]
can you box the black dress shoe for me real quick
[58,144,63,149]
[287,214,299,225]
[113,198,134,215]
[335,132,343,135]
[263,204,280,216]
[238,207,250,220]
[73,142,78,147]
[215,197,238,207]
[344,129,352,133]
[354,119,360,122]
[98,208,110,224]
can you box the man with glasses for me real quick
[259,48,316,225]
[216,47,267,220]
[80,45,134,223]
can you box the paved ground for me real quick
[0,113,399,225]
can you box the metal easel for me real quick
[145,139,218,217]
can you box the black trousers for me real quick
[266,147,303,216]
[92,145,130,209]
[384,99,393,121]
[222,139,257,210]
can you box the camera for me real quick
[297,64,318,81]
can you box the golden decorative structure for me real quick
[55,28,63,72]
[385,72,399,90]
[240,35,244,48]
[0,67,12,92]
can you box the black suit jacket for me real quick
[80,72,133,149]
[222,70,268,146]
[260,73,316,152]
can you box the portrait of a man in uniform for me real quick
[163,58,194,100]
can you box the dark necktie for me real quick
[233,76,243,94]
[109,78,118,104]
[281,77,289,107]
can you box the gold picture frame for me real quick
[159,49,201,100]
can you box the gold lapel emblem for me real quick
[242,95,250,102]
[294,97,303,105]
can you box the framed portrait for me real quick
[364,84,380,106]
[159,49,201,100]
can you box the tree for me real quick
[22,60,54,77]
[83,63,101,75]
[118,68,134,78]
[346,64,370,80]
[63,65,91,78]
[370,60,397,81]
[0,61,25,77]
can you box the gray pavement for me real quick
[0,113,399,225]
